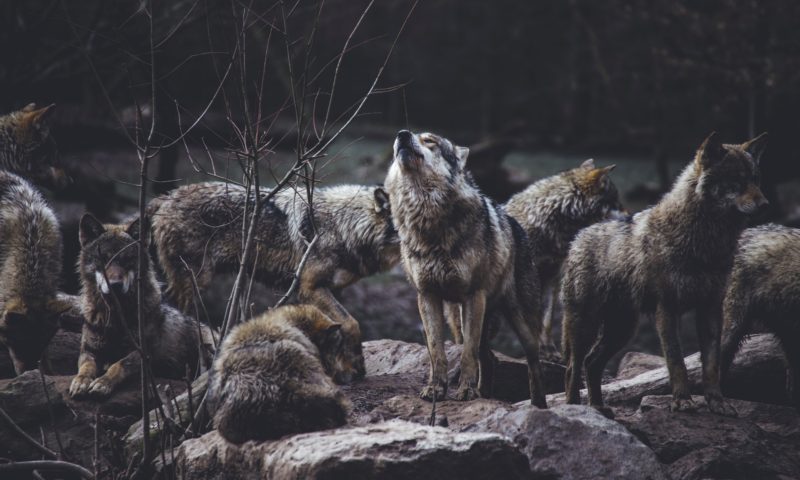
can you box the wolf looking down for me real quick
[208,304,350,443]
[385,129,547,407]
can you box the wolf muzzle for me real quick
[96,264,135,295]
[395,130,421,169]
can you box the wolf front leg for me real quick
[86,350,142,397]
[418,291,448,401]
[444,301,464,344]
[697,301,737,416]
[456,292,486,401]
[656,302,697,412]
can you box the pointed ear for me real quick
[126,217,141,240]
[697,132,725,169]
[580,158,596,169]
[21,103,55,129]
[21,103,38,113]
[742,132,767,164]
[373,186,390,214]
[455,146,469,169]
[584,164,616,187]
[79,213,105,246]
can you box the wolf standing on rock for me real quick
[148,182,400,382]
[385,130,547,407]
[562,132,768,415]
[69,214,215,398]
[721,224,800,409]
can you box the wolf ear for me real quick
[580,158,596,169]
[126,218,142,240]
[21,104,55,129]
[584,164,616,189]
[79,214,105,246]
[373,187,390,214]
[742,132,767,164]
[697,132,725,169]
[455,146,469,169]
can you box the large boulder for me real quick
[619,395,800,480]
[467,403,668,480]
[175,420,531,480]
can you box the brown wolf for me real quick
[69,214,215,398]
[148,182,400,382]
[208,304,350,443]
[0,171,71,374]
[500,159,623,352]
[0,103,68,189]
[721,224,800,409]
[384,129,547,407]
[561,132,767,415]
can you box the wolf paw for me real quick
[87,377,114,397]
[591,404,615,419]
[455,384,480,401]
[670,397,698,413]
[69,375,93,398]
[707,397,738,417]
[420,383,447,402]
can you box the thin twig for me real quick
[0,460,94,479]
[0,405,58,460]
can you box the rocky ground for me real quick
[0,332,797,479]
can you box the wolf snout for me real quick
[97,265,134,295]
[396,129,413,144]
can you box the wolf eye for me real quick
[421,138,436,146]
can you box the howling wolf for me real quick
[385,129,547,407]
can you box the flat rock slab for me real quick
[616,351,665,380]
[619,395,800,480]
[367,395,509,429]
[546,334,789,409]
[175,419,531,480]
[467,403,668,480]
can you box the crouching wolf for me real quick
[385,130,547,406]
[502,159,623,353]
[562,132,767,415]
[721,224,800,409]
[208,304,350,443]
[148,182,400,382]
[0,172,71,374]
[69,214,215,398]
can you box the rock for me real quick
[0,330,82,379]
[363,339,566,402]
[340,373,423,423]
[368,395,508,429]
[175,420,531,480]
[547,333,789,408]
[619,395,800,480]
[616,351,664,380]
[467,403,668,480]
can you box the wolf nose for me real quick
[397,130,413,143]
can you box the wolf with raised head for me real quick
[561,132,767,416]
[385,129,547,407]
[208,304,350,443]
[69,214,215,398]
[148,182,400,382]
[721,224,800,409]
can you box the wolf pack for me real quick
[0,102,793,446]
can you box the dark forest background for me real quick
[2,0,799,357]
[3,1,800,193]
